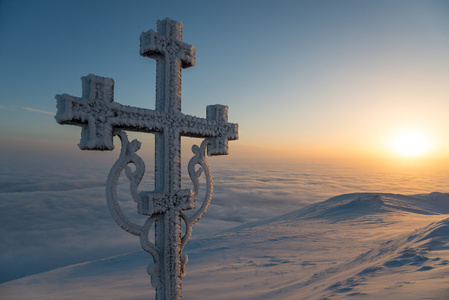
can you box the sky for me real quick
[1,0,449,167]
[1,0,449,284]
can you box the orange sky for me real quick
[1,1,448,171]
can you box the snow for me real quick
[1,192,448,299]
[1,157,448,284]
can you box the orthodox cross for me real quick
[55,17,238,300]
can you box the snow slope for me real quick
[1,192,449,299]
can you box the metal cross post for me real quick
[55,18,238,299]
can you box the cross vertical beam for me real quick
[140,18,196,299]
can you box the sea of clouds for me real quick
[1,145,448,283]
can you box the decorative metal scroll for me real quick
[105,129,214,288]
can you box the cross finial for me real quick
[140,18,196,114]
[81,74,114,102]
[140,17,196,69]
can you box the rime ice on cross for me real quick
[55,18,238,300]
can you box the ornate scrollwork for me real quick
[106,129,145,235]
[106,129,161,287]
[106,131,214,284]
[180,139,214,274]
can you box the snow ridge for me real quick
[1,192,448,299]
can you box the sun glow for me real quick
[389,130,432,157]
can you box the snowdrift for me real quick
[1,192,448,299]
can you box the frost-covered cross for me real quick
[55,18,238,300]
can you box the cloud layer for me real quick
[1,157,448,283]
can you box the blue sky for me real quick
[1,0,449,164]
[1,0,449,284]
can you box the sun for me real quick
[389,130,432,157]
